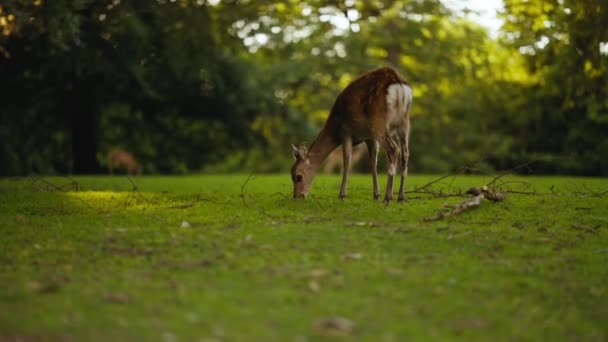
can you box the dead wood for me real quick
[465,186,506,202]
[424,186,506,222]
[424,194,485,222]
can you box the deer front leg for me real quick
[339,136,353,199]
[382,135,399,205]
[366,140,380,200]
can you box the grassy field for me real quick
[1,174,607,341]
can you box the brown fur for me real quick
[109,150,141,175]
[290,67,412,203]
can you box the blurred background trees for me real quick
[1,0,606,175]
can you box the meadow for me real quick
[1,174,607,341]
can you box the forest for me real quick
[1,0,607,176]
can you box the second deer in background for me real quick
[109,150,141,176]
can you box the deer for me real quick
[109,150,141,175]
[290,67,412,204]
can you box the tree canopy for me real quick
[1,0,606,175]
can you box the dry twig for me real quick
[240,174,276,218]
[424,194,485,222]
[424,186,506,222]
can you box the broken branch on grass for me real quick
[28,176,94,209]
[126,175,153,204]
[465,186,506,202]
[424,187,506,222]
[31,176,78,192]
[424,194,485,222]
[408,173,455,194]
[240,174,276,219]
[273,192,290,200]
[240,174,255,205]
[580,184,608,198]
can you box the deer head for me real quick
[290,144,316,198]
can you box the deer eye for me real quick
[296,175,303,182]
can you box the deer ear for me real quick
[292,144,302,160]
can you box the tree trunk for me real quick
[70,83,100,174]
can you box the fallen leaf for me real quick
[312,317,354,336]
[239,234,257,248]
[305,269,330,279]
[352,221,375,227]
[341,252,362,261]
[512,222,525,230]
[259,244,273,250]
[451,318,493,332]
[26,281,60,294]
[104,293,131,304]
[571,224,600,234]
[384,267,403,276]
[537,226,549,233]
[308,280,321,293]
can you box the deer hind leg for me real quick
[382,133,399,204]
[365,139,381,200]
[339,136,353,199]
[397,121,410,202]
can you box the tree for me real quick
[500,0,608,174]
[0,0,278,174]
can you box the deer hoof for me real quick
[339,194,348,200]
[373,193,381,200]
[398,196,407,203]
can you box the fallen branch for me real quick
[424,194,485,222]
[240,174,276,219]
[126,175,153,204]
[409,173,455,193]
[465,186,506,202]
[240,174,255,206]
[424,187,506,222]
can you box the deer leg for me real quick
[382,134,399,205]
[398,123,410,202]
[339,136,353,199]
[366,140,380,200]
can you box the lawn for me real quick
[1,174,607,341]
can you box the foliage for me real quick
[1,174,607,340]
[500,0,608,174]
[1,0,606,175]
[0,0,286,174]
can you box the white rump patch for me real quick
[386,83,413,126]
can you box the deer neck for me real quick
[308,125,340,170]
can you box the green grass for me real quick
[1,174,607,341]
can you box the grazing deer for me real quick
[290,67,412,204]
[109,150,141,175]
